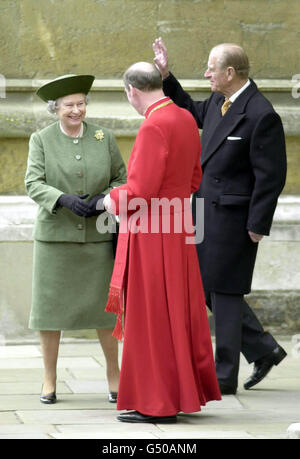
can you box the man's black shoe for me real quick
[218,384,237,395]
[244,345,287,390]
[117,411,177,424]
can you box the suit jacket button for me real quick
[214,177,221,183]
[77,224,84,230]
[75,154,81,160]
[73,139,79,144]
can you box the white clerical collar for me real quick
[229,79,251,103]
[59,122,83,138]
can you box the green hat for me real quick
[36,74,95,102]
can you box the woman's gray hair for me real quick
[46,94,89,114]
[46,99,60,114]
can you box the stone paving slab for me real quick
[236,390,300,415]
[159,412,291,439]
[0,345,41,359]
[65,380,109,394]
[0,382,71,395]
[55,422,161,435]
[51,429,254,440]
[0,368,70,382]
[140,430,255,439]
[0,357,101,369]
[0,424,56,434]
[0,337,299,440]
[0,394,113,411]
[189,407,298,425]
[201,396,243,410]
[51,432,160,439]
[16,409,121,425]
[0,424,57,439]
[241,375,300,390]
[0,433,50,439]
[0,412,19,424]
[65,368,107,380]
[55,343,110,358]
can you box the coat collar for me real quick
[201,79,258,166]
[145,97,172,118]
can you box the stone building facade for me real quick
[0,0,299,339]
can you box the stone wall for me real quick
[1,195,299,341]
[1,0,299,79]
[0,79,299,194]
[1,0,299,194]
[0,0,299,340]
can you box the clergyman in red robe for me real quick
[104,62,221,423]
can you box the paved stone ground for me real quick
[0,336,299,440]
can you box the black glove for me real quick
[57,194,90,217]
[85,194,106,217]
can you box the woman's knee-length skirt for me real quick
[29,240,116,330]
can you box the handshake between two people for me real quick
[57,193,106,218]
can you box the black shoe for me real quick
[40,391,56,404]
[244,345,287,390]
[108,392,118,403]
[218,383,237,395]
[117,411,177,424]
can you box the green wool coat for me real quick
[25,120,127,330]
[25,120,127,242]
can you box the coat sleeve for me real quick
[110,123,168,214]
[163,73,209,129]
[247,111,287,235]
[24,132,64,214]
[101,131,127,194]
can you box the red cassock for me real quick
[106,97,221,416]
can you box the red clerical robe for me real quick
[105,97,221,416]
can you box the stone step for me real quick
[0,195,299,339]
[1,78,299,137]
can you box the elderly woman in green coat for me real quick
[25,74,127,404]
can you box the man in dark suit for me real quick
[153,38,287,394]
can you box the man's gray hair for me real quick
[46,94,89,114]
[212,43,250,78]
[123,62,162,92]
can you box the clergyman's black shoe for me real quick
[218,384,237,395]
[117,411,177,424]
[244,345,287,390]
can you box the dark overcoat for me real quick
[163,75,287,294]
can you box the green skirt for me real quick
[29,241,116,330]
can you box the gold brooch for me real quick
[94,129,104,141]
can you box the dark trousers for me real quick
[205,291,278,389]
